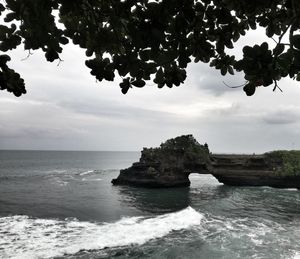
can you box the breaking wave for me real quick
[78,170,94,176]
[0,206,203,259]
[293,252,300,259]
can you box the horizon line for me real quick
[0,149,140,152]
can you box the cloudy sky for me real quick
[1,29,300,153]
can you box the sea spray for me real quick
[0,206,203,259]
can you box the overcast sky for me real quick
[1,29,300,153]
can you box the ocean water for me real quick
[0,151,299,259]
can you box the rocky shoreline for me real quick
[112,135,300,188]
[211,154,300,188]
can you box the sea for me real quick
[0,150,300,259]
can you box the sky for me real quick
[1,29,300,153]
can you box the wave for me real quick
[78,170,94,176]
[199,213,300,259]
[0,169,119,182]
[293,252,300,259]
[82,178,102,181]
[77,169,118,176]
[0,206,203,259]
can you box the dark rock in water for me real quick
[112,135,300,188]
[111,135,210,187]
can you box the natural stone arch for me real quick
[112,135,300,189]
[112,135,212,187]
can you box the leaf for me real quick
[4,13,16,23]
[154,67,164,84]
[59,37,69,45]
[45,49,59,62]
[262,75,273,86]
[156,51,177,65]
[243,83,256,96]
[260,42,268,53]
[228,66,234,75]
[273,44,285,56]
[277,52,292,70]
[243,46,255,58]
[86,49,93,57]
[266,24,274,37]
[210,59,217,67]
[131,79,146,88]
[178,55,191,68]
[139,49,151,61]
[0,54,11,66]
[0,3,5,13]
[292,35,300,49]
[221,66,227,76]
[120,78,131,94]
[232,31,240,42]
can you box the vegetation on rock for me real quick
[265,150,300,176]
[141,135,210,167]
[1,0,300,96]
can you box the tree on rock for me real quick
[1,0,300,97]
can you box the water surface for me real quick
[0,151,299,258]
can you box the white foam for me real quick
[79,170,94,176]
[293,252,300,259]
[0,206,203,259]
[56,179,69,186]
[46,169,67,174]
[82,178,102,181]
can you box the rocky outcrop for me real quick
[111,135,210,187]
[211,154,300,188]
[112,135,300,188]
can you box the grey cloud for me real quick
[262,109,300,125]
[3,35,300,152]
[187,63,245,96]
[58,99,179,123]
[207,103,242,116]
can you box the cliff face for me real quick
[111,135,210,187]
[112,135,300,188]
[211,154,300,188]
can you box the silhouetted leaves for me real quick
[291,35,300,49]
[131,79,146,88]
[120,78,131,94]
[243,83,256,96]
[1,0,300,96]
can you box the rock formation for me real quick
[111,135,210,187]
[112,135,300,188]
[211,153,300,188]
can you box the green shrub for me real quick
[265,150,300,176]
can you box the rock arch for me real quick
[112,135,210,187]
[112,135,300,189]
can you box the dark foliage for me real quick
[1,0,300,96]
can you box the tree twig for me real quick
[273,80,283,92]
[222,81,247,88]
[21,50,33,61]
[57,57,64,66]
